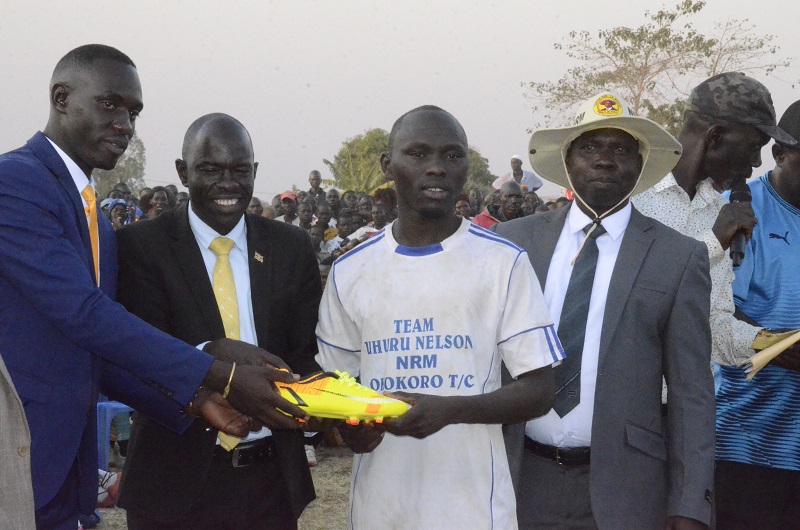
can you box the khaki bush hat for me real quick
[528,92,682,196]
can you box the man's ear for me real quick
[772,143,785,167]
[253,161,259,180]
[51,84,69,114]
[706,124,725,151]
[380,151,393,182]
[175,159,188,186]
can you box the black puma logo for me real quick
[769,231,790,245]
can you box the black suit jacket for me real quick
[115,205,321,521]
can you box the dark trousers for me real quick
[127,449,297,530]
[517,448,597,530]
[35,459,80,530]
[716,459,800,529]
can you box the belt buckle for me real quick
[555,448,565,466]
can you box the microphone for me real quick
[729,181,752,267]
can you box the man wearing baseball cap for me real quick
[633,72,797,367]
[714,100,800,528]
[275,190,300,226]
[495,92,714,529]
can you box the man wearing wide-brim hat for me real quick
[495,92,715,529]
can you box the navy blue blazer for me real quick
[0,132,214,514]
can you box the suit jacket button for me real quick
[18,445,29,457]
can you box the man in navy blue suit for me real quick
[0,44,310,529]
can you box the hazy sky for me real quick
[2,0,799,199]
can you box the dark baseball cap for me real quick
[686,72,797,146]
[777,100,800,147]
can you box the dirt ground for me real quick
[97,445,352,529]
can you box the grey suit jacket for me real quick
[495,205,715,528]
[0,354,35,529]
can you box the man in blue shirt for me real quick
[716,100,800,528]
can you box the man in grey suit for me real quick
[0,354,35,529]
[495,92,715,529]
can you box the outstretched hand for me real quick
[224,364,310,430]
[382,392,452,439]
[204,338,291,370]
[194,388,263,437]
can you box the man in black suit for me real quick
[116,113,321,529]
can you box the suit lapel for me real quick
[599,208,655,362]
[246,215,273,346]
[28,133,95,280]
[532,206,570,287]
[170,207,226,338]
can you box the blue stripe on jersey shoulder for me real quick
[395,242,444,256]
[335,232,385,264]
[468,225,524,252]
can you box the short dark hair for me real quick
[53,44,136,79]
[337,208,355,222]
[182,113,250,160]
[387,105,466,153]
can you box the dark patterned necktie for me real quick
[552,223,606,418]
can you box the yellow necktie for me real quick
[209,237,243,450]
[209,237,240,340]
[80,185,100,286]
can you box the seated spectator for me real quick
[101,199,129,231]
[468,187,485,217]
[552,196,571,210]
[175,191,189,210]
[275,190,300,225]
[270,194,283,216]
[314,202,338,241]
[247,196,263,216]
[326,188,342,219]
[455,194,472,218]
[111,182,133,202]
[139,185,174,219]
[358,195,374,224]
[472,181,524,228]
[350,204,389,240]
[310,224,333,265]
[107,188,126,200]
[298,201,314,231]
[262,205,277,219]
[342,190,359,211]
[326,208,356,254]
[373,188,398,220]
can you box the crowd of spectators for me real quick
[98,168,573,284]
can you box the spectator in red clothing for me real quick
[472,181,524,228]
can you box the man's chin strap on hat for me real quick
[560,145,649,266]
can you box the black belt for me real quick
[525,437,590,466]
[214,437,274,468]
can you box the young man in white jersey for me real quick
[315,105,563,529]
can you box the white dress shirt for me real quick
[187,204,270,441]
[526,202,632,447]
[632,173,760,365]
